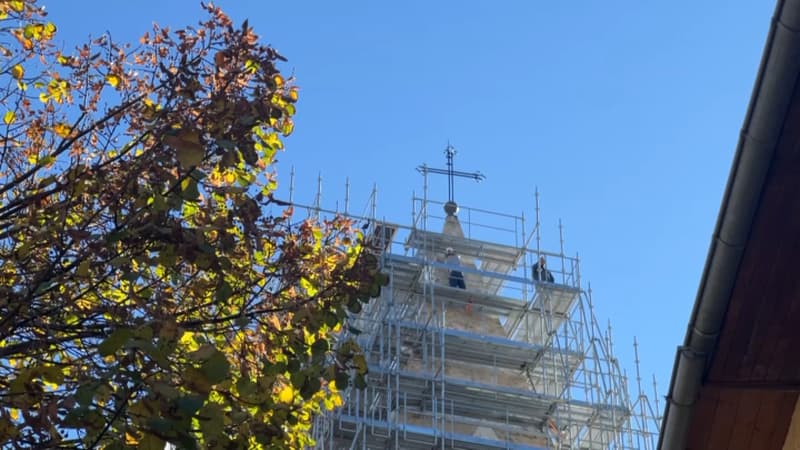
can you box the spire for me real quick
[416,143,485,216]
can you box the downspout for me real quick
[658,1,800,449]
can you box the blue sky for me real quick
[46,1,774,406]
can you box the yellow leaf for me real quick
[75,297,94,310]
[244,59,259,73]
[264,132,283,150]
[10,64,23,80]
[278,384,294,403]
[9,1,24,12]
[3,111,14,125]
[179,331,200,352]
[9,409,18,421]
[273,74,284,88]
[300,277,318,296]
[106,74,120,88]
[53,123,70,138]
[281,118,294,136]
[125,431,139,445]
[43,22,56,39]
[23,24,42,39]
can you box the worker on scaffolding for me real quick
[445,247,466,289]
[532,255,555,283]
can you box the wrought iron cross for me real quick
[416,144,485,203]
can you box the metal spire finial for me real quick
[445,143,456,203]
[416,143,485,215]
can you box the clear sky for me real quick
[46,1,775,408]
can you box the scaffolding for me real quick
[308,181,661,450]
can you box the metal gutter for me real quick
[658,1,800,448]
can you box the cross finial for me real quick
[417,143,485,215]
[445,143,456,203]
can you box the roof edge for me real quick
[658,1,800,448]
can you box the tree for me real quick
[0,1,384,448]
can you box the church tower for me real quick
[312,148,659,449]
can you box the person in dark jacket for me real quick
[445,247,466,289]
[532,255,555,283]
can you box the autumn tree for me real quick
[0,1,383,448]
